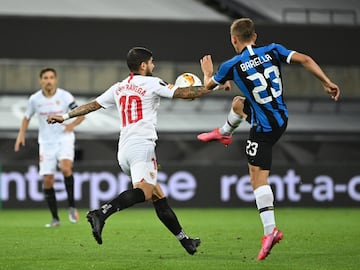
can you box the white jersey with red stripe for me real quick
[96,74,178,144]
[25,88,77,143]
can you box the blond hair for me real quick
[230,18,255,42]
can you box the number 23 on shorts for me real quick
[246,139,259,156]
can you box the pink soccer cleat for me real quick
[257,227,283,261]
[197,128,232,146]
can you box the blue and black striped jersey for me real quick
[213,43,295,132]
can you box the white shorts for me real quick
[39,132,75,175]
[118,139,158,186]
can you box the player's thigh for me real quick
[39,143,58,175]
[130,160,158,186]
[58,132,75,161]
[245,138,273,170]
[124,140,158,185]
[246,125,286,170]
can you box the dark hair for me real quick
[126,47,153,72]
[39,68,57,78]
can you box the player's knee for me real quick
[60,164,73,176]
[135,182,154,201]
[232,96,245,115]
[61,169,72,177]
[140,188,153,201]
[43,175,54,188]
[232,96,245,104]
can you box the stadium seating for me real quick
[211,0,359,24]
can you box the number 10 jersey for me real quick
[96,74,177,144]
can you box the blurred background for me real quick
[0,0,359,209]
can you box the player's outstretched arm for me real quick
[173,84,230,99]
[291,52,340,101]
[47,100,102,124]
[173,86,212,99]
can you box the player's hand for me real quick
[63,124,74,132]
[47,115,65,124]
[14,137,25,152]
[200,55,214,77]
[216,83,231,91]
[324,82,340,101]
[223,81,231,91]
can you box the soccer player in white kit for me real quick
[47,47,223,255]
[14,68,85,227]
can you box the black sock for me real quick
[64,175,75,207]
[153,197,186,239]
[44,188,59,220]
[99,188,145,220]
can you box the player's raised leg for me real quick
[197,96,246,146]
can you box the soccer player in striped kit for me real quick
[14,68,85,227]
[47,47,225,255]
[198,18,340,260]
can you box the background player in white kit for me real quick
[47,47,224,255]
[14,68,85,227]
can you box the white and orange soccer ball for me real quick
[174,72,202,87]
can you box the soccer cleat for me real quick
[257,227,283,261]
[45,218,60,228]
[86,210,105,245]
[180,237,201,255]
[197,128,232,146]
[69,207,79,223]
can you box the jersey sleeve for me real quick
[96,83,118,108]
[24,94,36,119]
[153,78,178,98]
[64,91,78,110]
[274,43,296,64]
[213,59,235,85]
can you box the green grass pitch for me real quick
[0,208,359,270]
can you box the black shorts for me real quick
[245,122,287,170]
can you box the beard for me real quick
[145,67,152,76]
[44,83,54,91]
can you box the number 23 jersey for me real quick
[96,74,177,143]
[213,43,295,132]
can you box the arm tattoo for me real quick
[173,86,211,99]
[68,101,101,118]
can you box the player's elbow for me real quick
[292,52,313,65]
[302,55,314,65]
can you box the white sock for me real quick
[254,185,276,235]
[219,108,243,135]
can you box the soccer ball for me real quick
[174,72,202,87]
